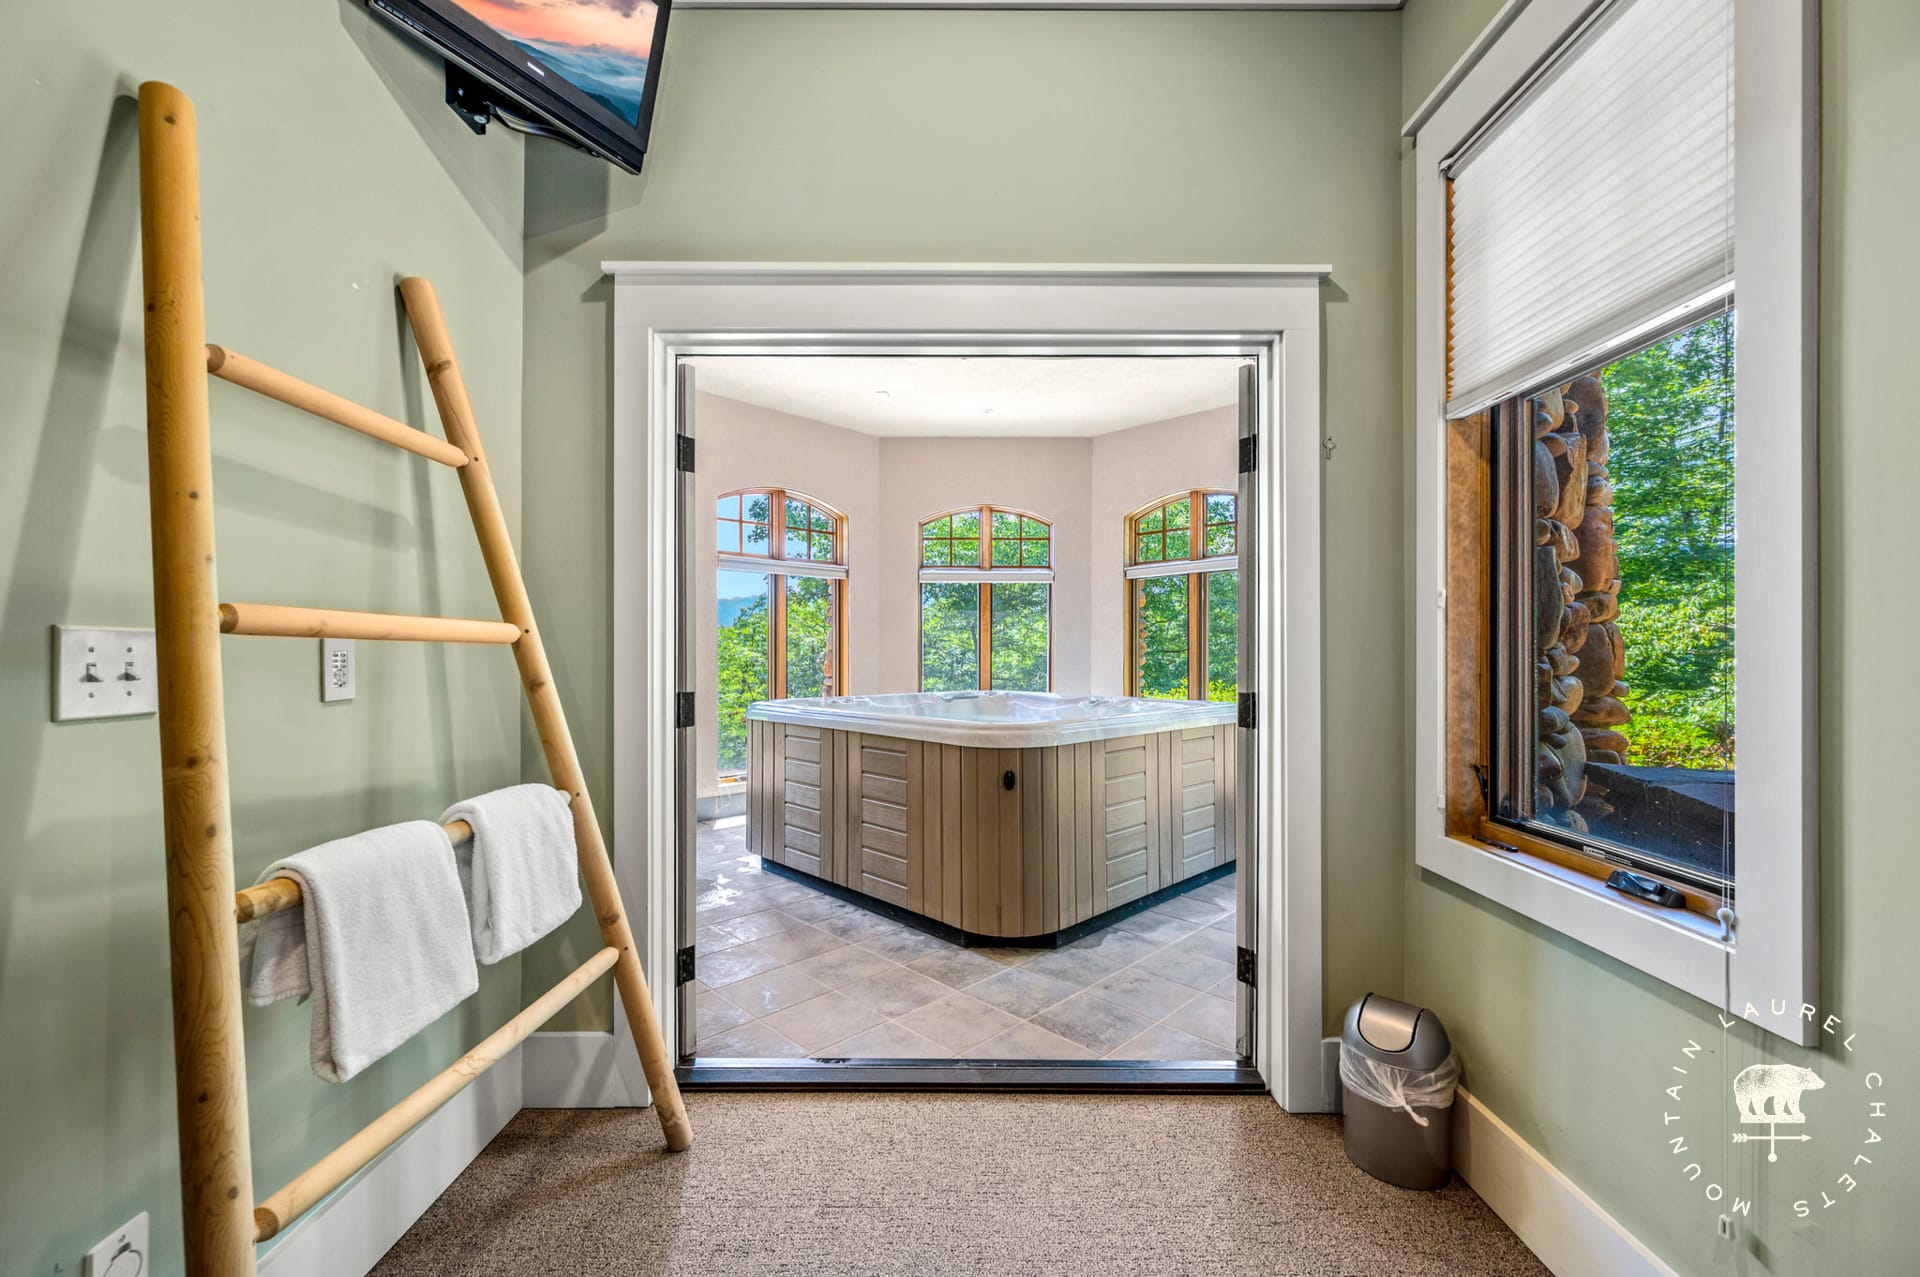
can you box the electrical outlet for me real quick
[84,1212,147,1277]
[52,627,157,722]
[321,637,355,703]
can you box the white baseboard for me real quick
[1452,1087,1674,1277]
[257,1048,523,1277]
[522,1030,642,1108]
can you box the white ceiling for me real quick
[683,356,1246,438]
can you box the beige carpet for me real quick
[371,1095,1546,1276]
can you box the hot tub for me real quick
[745,692,1238,942]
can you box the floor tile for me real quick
[696,1019,806,1059]
[1089,966,1207,1021]
[896,993,1023,1052]
[1020,943,1128,988]
[1170,926,1236,962]
[695,922,746,954]
[1155,893,1230,924]
[787,944,898,991]
[966,966,1082,1019]
[1208,914,1238,934]
[1164,992,1238,1049]
[1134,944,1233,991]
[717,908,806,944]
[695,988,754,1037]
[977,946,1045,967]
[814,1020,953,1061]
[721,965,833,1017]
[1030,991,1157,1054]
[752,923,844,964]
[779,893,862,924]
[1111,910,1202,946]
[836,965,952,1018]
[813,910,900,943]
[1107,1022,1231,1062]
[962,1020,1096,1060]
[1063,926,1163,967]
[761,992,888,1053]
[905,947,1005,989]
[697,941,785,988]
[857,926,953,964]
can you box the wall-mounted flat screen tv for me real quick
[368,0,669,173]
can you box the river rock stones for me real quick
[1528,376,1628,821]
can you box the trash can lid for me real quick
[1342,993,1452,1070]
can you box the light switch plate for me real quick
[321,637,355,702]
[83,1211,148,1277]
[53,627,157,722]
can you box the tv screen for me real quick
[369,0,669,172]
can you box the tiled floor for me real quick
[692,818,1241,1061]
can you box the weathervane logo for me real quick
[1730,1063,1824,1162]
[1660,1000,1888,1227]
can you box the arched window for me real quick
[1127,491,1238,702]
[715,489,847,775]
[918,506,1052,692]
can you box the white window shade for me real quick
[1445,0,1734,418]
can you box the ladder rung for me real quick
[219,602,521,645]
[234,820,473,922]
[207,344,470,468]
[252,945,620,1242]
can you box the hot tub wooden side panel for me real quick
[745,720,1237,940]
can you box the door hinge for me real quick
[675,691,695,729]
[675,434,696,474]
[1236,946,1257,988]
[1238,435,1257,474]
[1237,691,1256,731]
[676,945,696,986]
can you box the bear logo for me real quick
[1732,1063,1824,1125]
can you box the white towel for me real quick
[440,783,582,964]
[238,820,477,1083]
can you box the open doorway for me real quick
[602,262,1327,1110]
[680,355,1256,1075]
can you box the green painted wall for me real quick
[1399,2,1919,1273]
[0,4,526,1272]
[518,8,1410,1029]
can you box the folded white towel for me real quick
[440,783,581,964]
[238,820,477,1083]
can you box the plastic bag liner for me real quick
[1339,1043,1461,1127]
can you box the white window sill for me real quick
[1416,834,1730,1007]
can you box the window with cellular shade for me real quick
[1444,0,1734,418]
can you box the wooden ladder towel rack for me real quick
[136,81,690,1277]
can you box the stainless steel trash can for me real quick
[1339,994,1459,1190]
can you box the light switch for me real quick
[52,627,157,722]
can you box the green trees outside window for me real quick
[1128,491,1238,702]
[715,488,845,776]
[919,507,1051,692]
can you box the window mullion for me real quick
[979,580,993,691]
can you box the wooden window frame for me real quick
[916,505,1054,693]
[1125,490,1238,700]
[717,488,849,772]
[1444,407,1725,919]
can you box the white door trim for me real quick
[594,262,1330,1112]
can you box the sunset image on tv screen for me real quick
[451,0,659,126]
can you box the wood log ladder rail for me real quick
[136,81,690,1277]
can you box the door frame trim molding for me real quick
[599,262,1329,1111]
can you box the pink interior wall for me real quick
[695,394,1239,798]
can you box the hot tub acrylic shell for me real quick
[745,693,1238,941]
